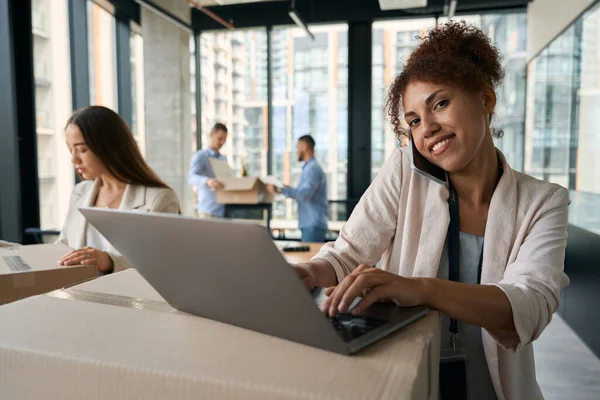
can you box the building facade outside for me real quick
[32,0,137,230]
[32,0,74,230]
[199,25,348,222]
[525,2,600,234]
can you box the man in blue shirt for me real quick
[188,123,228,217]
[267,135,328,242]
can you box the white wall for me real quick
[527,0,597,60]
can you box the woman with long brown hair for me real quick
[57,106,180,274]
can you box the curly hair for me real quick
[385,21,505,143]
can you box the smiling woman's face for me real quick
[402,81,493,173]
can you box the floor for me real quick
[534,315,600,399]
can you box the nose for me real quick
[420,113,441,139]
[70,152,79,165]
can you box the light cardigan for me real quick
[313,147,569,400]
[57,179,180,272]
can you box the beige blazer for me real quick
[57,179,180,272]
[314,147,569,400]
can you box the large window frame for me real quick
[7,0,536,242]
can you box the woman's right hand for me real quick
[291,263,316,290]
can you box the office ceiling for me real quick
[196,0,530,11]
[197,0,285,6]
[192,0,531,30]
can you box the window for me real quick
[371,18,436,179]
[525,1,600,234]
[31,0,73,230]
[131,31,145,156]
[371,13,528,180]
[87,1,117,110]
[479,13,528,170]
[199,29,268,178]
[270,24,348,223]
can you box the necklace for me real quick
[96,188,124,209]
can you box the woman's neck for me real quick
[98,174,127,192]
[448,136,500,207]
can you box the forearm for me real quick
[189,173,208,187]
[303,259,338,288]
[421,278,516,331]
[281,186,297,199]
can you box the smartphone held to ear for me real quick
[409,138,448,185]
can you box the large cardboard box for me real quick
[0,243,97,305]
[0,269,440,400]
[210,158,274,204]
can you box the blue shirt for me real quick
[282,158,328,230]
[188,148,227,217]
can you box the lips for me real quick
[428,134,455,153]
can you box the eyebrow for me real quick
[404,89,445,119]
[71,142,87,147]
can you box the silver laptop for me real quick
[80,208,429,355]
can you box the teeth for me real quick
[432,138,452,152]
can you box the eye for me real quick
[434,99,449,110]
[408,118,420,127]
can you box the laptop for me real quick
[80,208,429,355]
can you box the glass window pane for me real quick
[371,18,436,180]
[199,29,268,177]
[371,14,528,180]
[525,2,600,234]
[478,13,528,171]
[32,0,74,230]
[87,1,117,110]
[270,24,348,223]
[131,31,146,157]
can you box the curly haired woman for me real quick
[291,21,569,399]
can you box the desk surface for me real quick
[278,241,323,264]
[270,219,345,232]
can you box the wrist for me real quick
[418,278,438,308]
[99,252,115,275]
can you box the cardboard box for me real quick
[210,158,274,204]
[0,269,440,400]
[217,176,274,204]
[0,243,97,305]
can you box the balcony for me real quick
[37,158,55,181]
[34,60,51,87]
[39,202,56,230]
[215,89,228,101]
[36,127,54,135]
[215,54,230,68]
[32,9,49,38]
[233,78,244,93]
[215,73,229,85]
[36,109,52,130]
[232,32,244,45]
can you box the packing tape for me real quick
[45,288,181,315]
[2,255,36,289]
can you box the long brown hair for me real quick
[66,106,169,188]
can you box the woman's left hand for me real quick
[58,246,114,273]
[322,265,427,317]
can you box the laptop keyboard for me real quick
[327,313,387,342]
